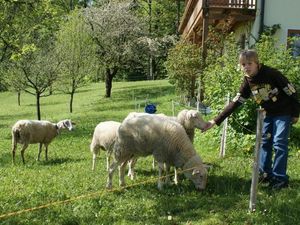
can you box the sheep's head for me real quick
[183,155,208,191]
[178,109,206,131]
[57,119,75,131]
[184,167,207,191]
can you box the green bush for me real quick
[165,40,202,100]
[203,33,300,152]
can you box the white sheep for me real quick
[90,121,121,171]
[106,114,208,191]
[127,109,206,182]
[175,109,207,142]
[11,119,74,164]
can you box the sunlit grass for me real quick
[0,80,299,225]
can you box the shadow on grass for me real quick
[39,157,85,165]
[96,173,252,224]
[0,152,84,167]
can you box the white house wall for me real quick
[249,0,300,46]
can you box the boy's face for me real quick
[240,59,259,77]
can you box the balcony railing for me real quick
[179,0,257,40]
[207,0,256,9]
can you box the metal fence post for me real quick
[249,108,264,212]
[219,93,230,158]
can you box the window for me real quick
[287,29,300,57]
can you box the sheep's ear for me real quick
[187,110,197,119]
[192,169,201,175]
[63,120,74,130]
[186,111,193,119]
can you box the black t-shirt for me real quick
[214,64,300,126]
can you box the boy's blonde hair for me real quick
[239,49,259,64]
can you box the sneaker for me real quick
[269,178,289,190]
[258,173,272,184]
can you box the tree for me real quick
[55,9,97,113]
[165,40,202,103]
[0,0,65,91]
[2,64,27,106]
[130,0,184,80]
[12,46,60,120]
[85,1,146,97]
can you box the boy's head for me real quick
[239,49,260,77]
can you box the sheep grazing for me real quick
[107,114,208,191]
[127,109,206,182]
[90,121,121,171]
[11,119,74,164]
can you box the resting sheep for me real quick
[107,114,208,191]
[12,119,74,164]
[127,109,206,182]
[90,121,121,171]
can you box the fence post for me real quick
[172,100,175,116]
[219,93,230,157]
[249,108,264,212]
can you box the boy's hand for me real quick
[292,117,299,124]
[202,120,216,132]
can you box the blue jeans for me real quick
[259,115,291,182]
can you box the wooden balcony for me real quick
[179,0,257,43]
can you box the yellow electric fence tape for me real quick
[0,167,197,220]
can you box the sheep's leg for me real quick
[164,164,178,185]
[92,153,97,171]
[174,168,178,185]
[157,162,164,190]
[37,143,43,161]
[152,158,156,169]
[164,163,171,185]
[106,151,112,171]
[44,144,49,161]
[106,156,109,171]
[106,161,119,189]
[20,143,29,164]
[127,157,137,180]
[119,160,128,187]
[12,142,17,164]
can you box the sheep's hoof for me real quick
[119,182,126,187]
[106,183,112,189]
[127,172,135,180]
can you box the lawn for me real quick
[0,80,299,225]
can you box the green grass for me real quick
[0,80,299,225]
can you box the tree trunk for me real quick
[104,68,117,98]
[147,0,153,80]
[176,0,181,36]
[36,92,41,120]
[149,55,153,80]
[105,72,113,98]
[190,77,196,99]
[70,91,74,113]
[17,91,21,106]
[49,85,53,95]
[69,80,76,113]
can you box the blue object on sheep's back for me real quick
[145,104,157,114]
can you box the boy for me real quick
[203,49,300,190]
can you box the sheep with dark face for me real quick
[107,114,207,191]
[11,119,74,164]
